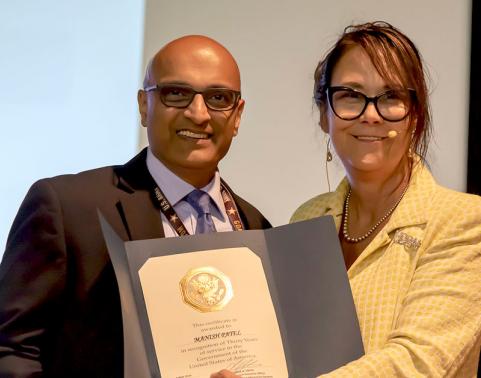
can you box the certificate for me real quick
[99,214,364,378]
[139,248,288,377]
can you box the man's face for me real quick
[138,42,244,181]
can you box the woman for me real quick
[212,22,481,377]
[289,22,481,377]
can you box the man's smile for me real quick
[176,129,211,140]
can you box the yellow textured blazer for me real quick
[291,163,481,377]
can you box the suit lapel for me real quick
[220,178,250,229]
[113,148,165,241]
[116,194,165,241]
[221,178,271,230]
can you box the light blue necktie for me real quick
[184,190,216,234]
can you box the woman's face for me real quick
[322,46,412,178]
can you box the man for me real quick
[0,35,270,377]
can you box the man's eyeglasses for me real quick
[143,84,241,111]
[325,86,416,122]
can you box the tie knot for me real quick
[184,190,213,216]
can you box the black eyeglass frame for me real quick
[143,84,242,111]
[325,86,416,122]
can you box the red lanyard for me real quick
[152,184,244,236]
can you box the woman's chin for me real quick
[344,155,386,173]
[343,155,408,178]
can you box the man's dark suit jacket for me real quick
[0,149,271,377]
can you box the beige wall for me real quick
[139,0,471,226]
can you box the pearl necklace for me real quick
[342,184,409,243]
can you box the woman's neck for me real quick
[345,158,411,224]
[339,158,412,270]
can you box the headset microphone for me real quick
[388,130,398,139]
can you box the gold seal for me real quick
[180,266,233,312]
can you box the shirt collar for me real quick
[146,148,225,216]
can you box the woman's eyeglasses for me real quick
[325,86,416,122]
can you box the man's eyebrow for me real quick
[157,81,236,89]
[157,80,191,86]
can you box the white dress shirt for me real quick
[146,148,234,237]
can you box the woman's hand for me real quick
[210,369,241,378]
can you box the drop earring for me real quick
[325,137,332,192]
[408,127,416,158]
[326,137,333,162]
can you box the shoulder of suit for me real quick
[40,165,117,186]
[290,191,337,224]
[410,165,481,231]
[30,166,118,204]
[430,182,481,223]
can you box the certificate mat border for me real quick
[102,215,364,377]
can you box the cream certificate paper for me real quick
[139,247,288,378]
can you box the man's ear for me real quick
[232,99,245,136]
[137,90,148,127]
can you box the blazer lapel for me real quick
[221,178,271,230]
[113,148,165,241]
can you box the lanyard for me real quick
[152,184,244,236]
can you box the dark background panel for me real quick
[468,0,481,195]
